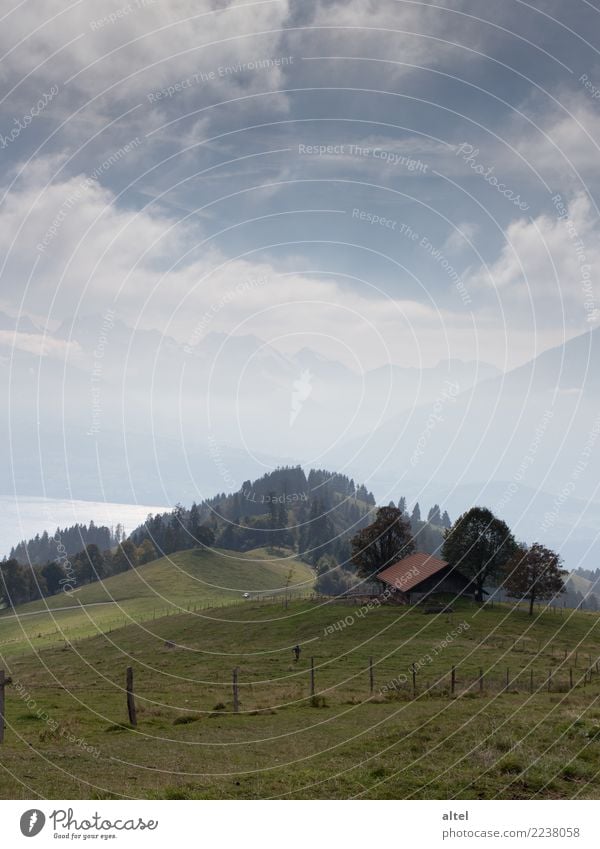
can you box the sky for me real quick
[1,0,600,374]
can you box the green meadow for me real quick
[1,548,600,799]
[0,547,313,657]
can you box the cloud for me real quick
[466,192,599,328]
[0,1,292,96]
[294,0,486,67]
[0,153,484,371]
[515,93,600,191]
[0,330,82,360]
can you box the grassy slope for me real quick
[0,547,314,657]
[2,595,600,799]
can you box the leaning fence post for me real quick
[233,667,240,713]
[126,667,137,727]
[310,657,315,696]
[479,668,484,694]
[505,668,510,692]
[0,670,5,744]
[570,668,574,690]
[451,665,456,695]
[369,657,374,694]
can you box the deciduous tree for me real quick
[351,506,415,580]
[503,542,567,615]
[442,507,517,602]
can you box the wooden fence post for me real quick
[369,657,374,694]
[451,665,456,695]
[310,657,315,696]
[547,669,551,692]
[570,668,573,690]
[126,667,137,727]
[479,668,484,694]
[0,670,5,744]
[530,669,534,694]
[233,667,240,713]
[505,668,510,692]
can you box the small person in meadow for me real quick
[293,644,301,662]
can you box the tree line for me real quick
[0,537,159,607]
[9,521,120,566]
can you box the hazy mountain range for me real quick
[1,311,599,570]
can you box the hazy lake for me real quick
[0,495,169,557]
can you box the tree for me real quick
[427,504,441,525]
[411,502,421,523]
[441,510,452,529]
[273,502,293,548]
[74,544,105,585]
[41,560,65,596]
[315,567,355,596]
[299,499,334,565]
[268,493,278,531]
[167,504,186,551]
[316,554,338,575]
[111,539,138,574]
[351,506,415,580]
[315,555,355,596]
[442,507,517,603]
[0,558,30,606]
[137,539,157,565]
[217,522,239,550]
[195,524,215,548]
[503,542,567,615]
[189,502,202,541]
[397,496,407,515]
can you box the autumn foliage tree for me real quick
[442,507,517,602]
[503,542,567,615]
[351,506,415,580]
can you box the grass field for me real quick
[0,547,313,658]
[2,551,600,800]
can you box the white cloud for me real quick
[514,92,600,191]
[0,1,293,98]
[0,157,483,369]
[0,330,82,360]
[467,192,600,328]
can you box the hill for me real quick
[0,547,314,657]
[131,466,378,566]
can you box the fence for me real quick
[2,651,600,739]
